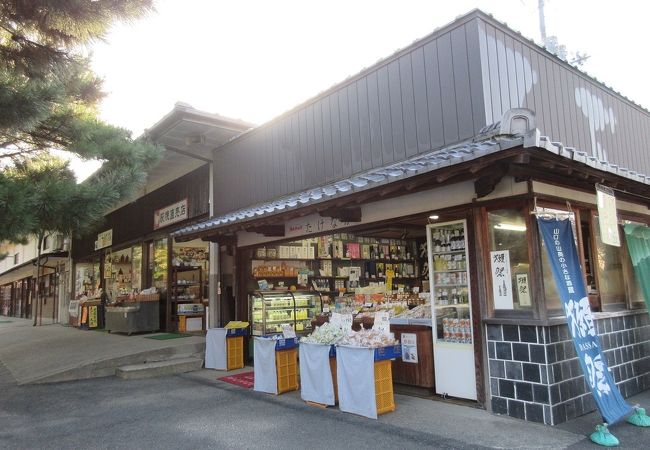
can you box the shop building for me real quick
[175,10,649,425]
[69,103,252,332]
[0,234,69,323]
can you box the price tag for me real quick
[341,313,353,330]
[282,324,296,339]
[372,311,390,335]
[322,305,330,314]
[364,302,373,308]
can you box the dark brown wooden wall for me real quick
[72,164,210,258]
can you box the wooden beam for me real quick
[474,164,508,198]
[246,225,285,237]
[319,206,362,222]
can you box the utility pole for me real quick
[538,0,547,45]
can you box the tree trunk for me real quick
[33,233,44,326]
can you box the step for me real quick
[116,357,204,380]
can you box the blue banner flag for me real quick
[537,218,632,425]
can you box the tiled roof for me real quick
[173,124,650,240]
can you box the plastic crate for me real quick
[226,335,245,370]
[374,344,402,361]
[274,337,299,350]
[275,348,299,394]
[226,328,248,337]
[374,359,396,415]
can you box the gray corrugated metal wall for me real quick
[213,17,487,215]
[476,18,650,173]
[213,12,650,216]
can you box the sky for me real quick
[90,0,650,138]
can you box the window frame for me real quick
[483,200,541,319]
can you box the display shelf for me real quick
[171,265,203,272]
[432,269,466,273]
[434,303,469,309]
[170,266,205,332]
[434,283,468,287]
[252,305,294,310]
[249,290,323,336]
[431,250,466,255]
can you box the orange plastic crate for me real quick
[276,348,299,394]
[226,336,244,370]
[374,359,396,415]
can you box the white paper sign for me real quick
[596,184,620,247]
[490,250,513,310]
[401,333,418,363]
[330,312,342,329]
[372,311,390,334]
[282,324,296,339]
[349,267,361,282]
[341,314,353,331]
[516,274,531,307]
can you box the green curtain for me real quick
[623,224,650,312]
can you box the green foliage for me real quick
[0,1,163,243]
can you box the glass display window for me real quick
[487,208,532,311]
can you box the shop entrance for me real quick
[239,212,481,403]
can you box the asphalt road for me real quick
[1,368,648,449]
[0,371,485,450]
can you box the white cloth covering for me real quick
[254,338,278,394]
[336,346,377,419]
[204,328,228,370]
[299,343,335,405]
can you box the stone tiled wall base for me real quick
[486,311,649,425]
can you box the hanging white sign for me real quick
[372,311,390,335]
[490,250,513,310]
[516,274,531,307]
[596,184,620,247]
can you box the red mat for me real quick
[218,371,254,389]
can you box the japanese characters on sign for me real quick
[515,274,531,307]
[401,333,418,363]
[490,250,513,309]
[537,218,631,424]
[154,199,188,230]
[95,229,113,250]
[285,213,351,238]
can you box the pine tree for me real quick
[0,0,163,239]
[0,1,164,323]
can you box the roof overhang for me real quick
[145,102,254,162]
[0,253,68,285]
[172,110,650,243]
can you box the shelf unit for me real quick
[170,265,205,332]
[249,290,323,336]
[251,242,419,292]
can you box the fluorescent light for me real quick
[429,215,439,220]
[494,223,527,232]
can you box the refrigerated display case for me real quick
[427,219,477,400]
[249,290,323,336]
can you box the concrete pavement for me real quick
[0,318,205,384]
[1,317,648,448]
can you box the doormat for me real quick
[144,333,192,340]
[218,371,254,389]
